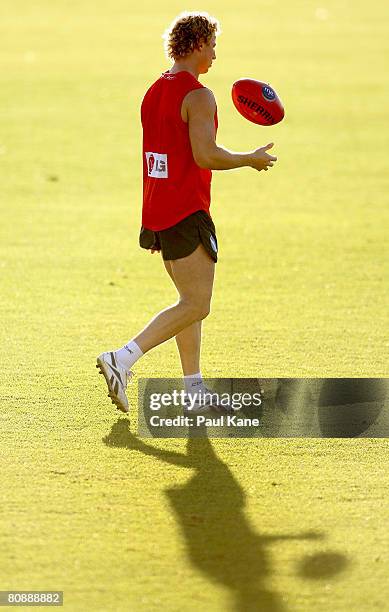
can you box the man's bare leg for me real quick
[97,245,214,412]
[164,259,203,376]
[133,244,214,354]
[176,320,202,376]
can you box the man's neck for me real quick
[168,63,200,80]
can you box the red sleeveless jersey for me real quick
[141,70,218,231]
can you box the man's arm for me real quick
[187,88,277,172]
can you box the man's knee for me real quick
[181,298,211,322]
[197,303,211,321]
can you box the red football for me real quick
[232,78,284,126]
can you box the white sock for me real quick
[115,340,143,371]
[184,372,207,397]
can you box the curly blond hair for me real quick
[162,11,221,61]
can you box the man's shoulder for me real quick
[185,87,216,109]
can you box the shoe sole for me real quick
[96,357,129,414]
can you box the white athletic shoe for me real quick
[96,351,133,413]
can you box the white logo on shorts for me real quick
[145,152,168,178]
[210,235,218,253]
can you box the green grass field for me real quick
[1,1,389,610]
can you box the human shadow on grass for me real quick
[103,420,349,612]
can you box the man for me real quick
[96,11,277,413]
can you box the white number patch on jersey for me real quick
[145,152,168,178]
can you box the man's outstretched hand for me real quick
[249,142,277,172]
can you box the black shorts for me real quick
[139,210,218,262]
